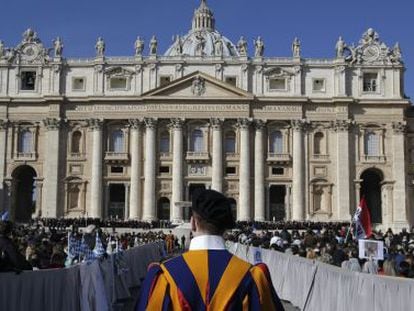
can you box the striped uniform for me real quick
[136,248,284,310]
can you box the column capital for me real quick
[128,119,143,129]
[333,119,353,132]
[392,121,406,134]
[0,119,9,130]
[144,117,158,129]
[88,118,104,130]
[210,118,224,129]
[169,118,185,129]
[254,119,266,130]
[43,118,62,130]
[236,118,252,129]
[291,119,307,131]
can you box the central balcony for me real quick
[266,153,291,164]
[104,152,129,163]
[186,151,210,163]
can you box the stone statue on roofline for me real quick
[0,40,4,58]
[149,35,158,55]
[95,37,105,57]
[53,37,63,57]
[335,36,346,58]
[254,36,264,57]
[214,34,223,57]
[237,36,247,57]
[292,37,301,58]
[135,36,144,57]
[173,35,183,55]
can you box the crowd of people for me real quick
[2,217,414,279]
[0,220,184,272]
[226,223,414,278]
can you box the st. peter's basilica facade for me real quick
[0,0,413,230]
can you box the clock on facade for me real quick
[362,45,380,62]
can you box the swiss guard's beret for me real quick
[191,189,235,230]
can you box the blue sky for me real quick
[0,0,413,99]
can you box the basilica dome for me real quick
[164,0,239,57]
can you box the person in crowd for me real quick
[341,249,362,273]
[0,221,32,272]
[137,189,285,310]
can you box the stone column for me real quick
[143,118,157,221]
[392,122,408,226]
[42,118,61,218]
[0,120,8,212]
[34,178,43,218]
[124,183,130,220]
[170,118,184,222]
[89,119,103,218]
[128,119,142,219]
[254,120,266,221]
[285,184,292,220]
[335,120,351,220]
[237,118,252,221]
[211,118,223,192]
[292,120,305,221]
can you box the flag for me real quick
[353,197,372,239]
[92,232,106,258]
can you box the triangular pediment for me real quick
[142,71,254,100]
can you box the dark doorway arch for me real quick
[228,198,237,220]
[361,168,383,224]
[11,165,37,222]
[269,185,286,221]
[158,197,170,220]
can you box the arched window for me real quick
[18,129,32,153]
[159,131,170,153]
[314,132,324,155]
[269,131,283,154]
[71,131,82,153]
[225,131,236,153]
[111,130,124,153]
[364,132,379,156]
[191,129,204,152]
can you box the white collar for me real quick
[189,235,226,251]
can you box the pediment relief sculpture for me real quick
[105,66,135,78]
[264,67,294,79]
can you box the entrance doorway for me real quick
[11,165,37,222]
[229,198,237,220]
[108,184,125,219]
[361,169,383,224]
[269,185,286,221]
[158,197,170,220]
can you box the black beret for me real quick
[191,189,235,230]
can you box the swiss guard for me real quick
[137,189,284,310]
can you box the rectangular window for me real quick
[21,71,36,90]
[111,166,124,174]
[225,166,236,175]
[312,79,325,92]
[363,73,378,92]
[269,78,286,91]
[72,77,86,91]
[160,76,171,87]
[110,77,127,90]
[272,167,284,175]
[159,166,170,174]
[225,76,237,87]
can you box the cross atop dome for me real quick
[192,0,215,32]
